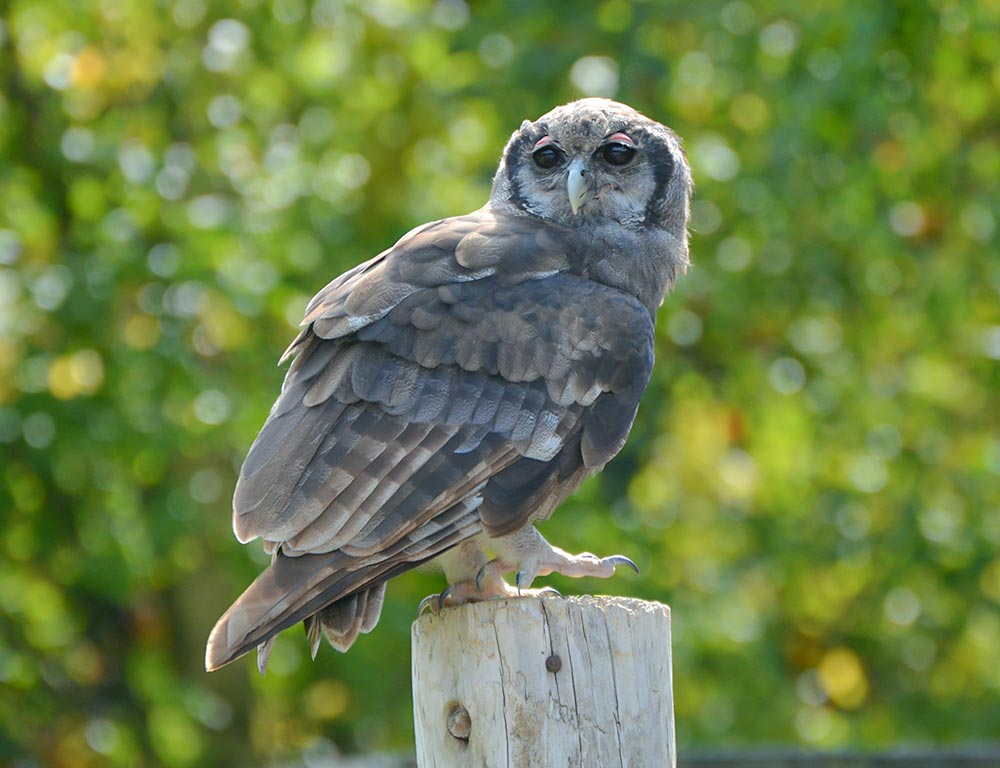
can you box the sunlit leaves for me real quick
[0,0,998,764]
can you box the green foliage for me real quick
[1,0,998,764]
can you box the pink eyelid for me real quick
[607,132,634,145]
[533,136,555,149]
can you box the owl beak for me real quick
[566,159,591,215]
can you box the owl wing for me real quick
[205,207,655,670]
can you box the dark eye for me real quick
[532,145,563,169]
[600,142,637,166]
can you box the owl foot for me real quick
[479,525,640,592]
[416,592,446,617]
[416,572,560,617]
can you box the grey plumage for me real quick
[206,98,692,671]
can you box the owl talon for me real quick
[476,558,510,592]
[516,569,536,593]
[484,526,641,587]
[417,593,442,617]
[604,555,640,575]
[438,585,454,610]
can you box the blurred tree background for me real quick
[1,0,998,765]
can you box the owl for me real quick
[206,98,692,672]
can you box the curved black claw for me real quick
[476,559,509,592]
[416,593,441,617]
[438,585,454,610]
[514,569,562,596]
[606,555,640,575]
[475,563,489,592]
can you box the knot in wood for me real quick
[446,702,471,742]
[545,654,562,673]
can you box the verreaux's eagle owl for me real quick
[206,99,692,672]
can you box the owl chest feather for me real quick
[562,223,686,313]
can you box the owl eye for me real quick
[600,141,637,166]
[532,145,563,169]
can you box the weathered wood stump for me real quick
[412,595,675,767]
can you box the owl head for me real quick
[491,98,692,235]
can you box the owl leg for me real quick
[476,524,638,593]
[417,540,487,615]
[416,536,558,615]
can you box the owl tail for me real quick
[204,550,386,672]
[304,583,387,657]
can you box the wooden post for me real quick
[412,595,675,767]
